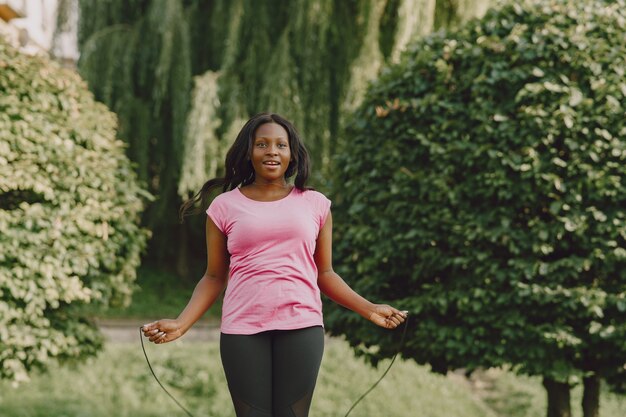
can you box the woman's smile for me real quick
[251,123,291,180]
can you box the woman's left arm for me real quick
[315,210,407,329]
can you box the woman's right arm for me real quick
[142,217,229,344]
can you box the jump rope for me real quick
[139,313,409,417]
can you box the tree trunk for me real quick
[582,375,600,417]
[543,377,572,417]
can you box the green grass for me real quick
[474,368,626,417]
[2,337,625,417]
[0,338,494,417]
[92,264,221,321]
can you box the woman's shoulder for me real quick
[298,188,329,200]
[297,188,331,211]
[208,188,240,207]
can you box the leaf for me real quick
[0,36,149,383]
[569,88,583,106]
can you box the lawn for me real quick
[2,336,625,417]
[88,264,221,322]
[1,338,494,417]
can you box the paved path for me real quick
[98,319,337,344]
[97,318,220,343]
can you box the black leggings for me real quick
[220,326,325,417]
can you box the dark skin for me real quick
[143,122,406,343]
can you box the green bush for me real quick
[0,38,150,383]
[328,0,626,392]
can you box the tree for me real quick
[77,0,192,268]
[75,0,490,274]
[0,37,150,383]
[326,1,626,417]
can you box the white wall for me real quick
[1,0,79,61]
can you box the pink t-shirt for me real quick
[206,187,331,334]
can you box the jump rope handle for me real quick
[139,327,195,417]
[140,312,410,417]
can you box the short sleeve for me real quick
[314,191,332,230]
[206,195,228,234]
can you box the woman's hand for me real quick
[368,305,408,329]
[141,319,184,344]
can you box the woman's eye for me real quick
[278,143,288,148]
[256,143,266,147]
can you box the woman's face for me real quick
[250,122,291,182]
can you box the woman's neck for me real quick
[240,179,293,202]
[252,180,289,188]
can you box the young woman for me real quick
[142,112,407,417]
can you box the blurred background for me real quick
[1,0,625,416]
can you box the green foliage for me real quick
[77,0,492,267]
[184,0,233,74]
[88,264,220,320]
[379,0,402,60]
[77,0,150,49]
[0,39,150,382]
[178,71,224,198]
[434,0,491,30]
[78,0,191,260]
[328,0,626,388]
[216,0,375,175]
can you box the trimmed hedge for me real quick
[0,38,150,382]
[328,0,626,387]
